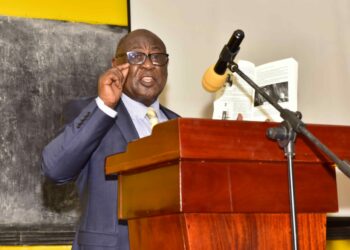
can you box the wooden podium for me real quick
[105,118,350,250]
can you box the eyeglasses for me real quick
[116,51,169,66]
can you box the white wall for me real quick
[130,0,350,215]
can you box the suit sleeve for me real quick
[41,100,115,183]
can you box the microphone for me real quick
[202,29,245,92]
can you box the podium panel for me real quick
[128,213,325,250]
[106,118,350,249]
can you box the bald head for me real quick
[116,29,166,56]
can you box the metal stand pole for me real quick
[284,135,299,250]
[268,125,299,250]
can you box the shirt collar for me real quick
[121,93,160,119]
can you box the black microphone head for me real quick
[214,29,245,75]
[227,30,245,52]
[203,29,245,92]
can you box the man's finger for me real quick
[117,63,130,79]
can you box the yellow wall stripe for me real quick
[0,0,128,26]
[0,247,71,250]
[327,239,350,250]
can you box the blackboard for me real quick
[0,16,127,244]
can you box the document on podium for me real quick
[212,58,298,122]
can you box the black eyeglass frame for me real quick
[115,51,169,66]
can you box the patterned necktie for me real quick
[146,107,159,129]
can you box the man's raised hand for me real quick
[98,63,129,108]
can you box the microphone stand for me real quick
[225,61,350,250]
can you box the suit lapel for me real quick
[160,105,179,120]
[115,100,139,143]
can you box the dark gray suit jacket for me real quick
[41,98,179,249]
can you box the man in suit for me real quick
[42,29,179,249]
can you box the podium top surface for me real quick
[105,118,350,175]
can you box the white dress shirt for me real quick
[95,94,168,138]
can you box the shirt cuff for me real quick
[95,97,117,118]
